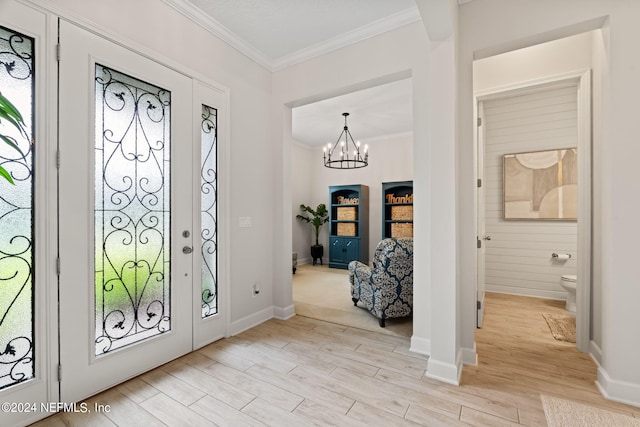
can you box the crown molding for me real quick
[162,0,420,72]
[270,7,421,71]
[161,0,273,70]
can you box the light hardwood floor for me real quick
[32,292,640,426]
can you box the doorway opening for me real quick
[290,77,414,336]
[473,30,600,358]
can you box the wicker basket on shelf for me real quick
[337,222,357,236]
[391,205,413,221]
[337,207,357,221]
[391,222,413,238]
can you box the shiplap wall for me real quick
[482,82,578,299]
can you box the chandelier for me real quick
[323,112,368,169]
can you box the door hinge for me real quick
[477,301,482,310]
[477,178,482,188]
[56,44,61,62]
[57,364,62,382]
[56,150,60,169]
[477,117,482,127]
[477,238,481,249]
[56,256,60,277]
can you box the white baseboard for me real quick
[596,366,640,408]
[229,306,273,336]
[461,345,477,366]
[486,286,566,301]
[273,304,295,320]
[410,335,431,356]
[297,257,312,266]
[426,351,462,386]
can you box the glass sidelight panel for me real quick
[200,105,217,318]
[0,26,35,389]
[94,64,171,355]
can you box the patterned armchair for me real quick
[348,238,413,327]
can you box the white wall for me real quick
[481,86,579,299]
[590,28,606,362]
[50,0,276,331]
[293,134,413,264]
[291,143,313,263]
[459,0,640,406]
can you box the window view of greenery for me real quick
[0,25,35,390]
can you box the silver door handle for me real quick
[182,246,193,254]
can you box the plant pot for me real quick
[311,244,324,266]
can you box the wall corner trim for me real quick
[426,353,462,386]
[461,346,477,366]
[410,336,431,356]
[273,304,296,320]
[596,367,640,408]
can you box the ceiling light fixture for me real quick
[323,112,368,169]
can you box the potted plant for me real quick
[0,91,28,185]
[296,203,329,265]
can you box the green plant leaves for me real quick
[0,91,28,185]
[0,165,14,185]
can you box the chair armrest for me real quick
[349,260,374,285]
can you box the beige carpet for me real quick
[292,264,412,337]
[542,313,576,343]
[542,395,640,426]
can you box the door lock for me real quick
[182,246,193,254]
[182,230,190,238]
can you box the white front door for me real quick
[0,3,58,426]
[58,20,196,403]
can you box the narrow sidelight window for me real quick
[200,105,217,318]
[0,25,35,389]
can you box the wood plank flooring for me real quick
[32,292,640,426]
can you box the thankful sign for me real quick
[386,194,413,204]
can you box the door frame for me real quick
[14,0,230,417]
[473,69,592,353]
[35,0,232,343]
[0,3,59,426]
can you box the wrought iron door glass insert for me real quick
[95,64,171,355]
[200,105,217,318]
[0,25,35,390]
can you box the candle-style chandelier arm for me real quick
[323,112,368,169]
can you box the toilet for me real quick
[560,274,577,315]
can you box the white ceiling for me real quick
[164,0,419,146]
[292,78,413,148]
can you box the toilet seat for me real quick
[561,274,577,282]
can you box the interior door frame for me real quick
[475,101,486,328]
[473,69,592,353]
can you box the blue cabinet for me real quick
[382,181,413,238]
[328,185,369,269]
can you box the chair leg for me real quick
[379,318,385,328]
[352,298,358,306]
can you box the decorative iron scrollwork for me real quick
[201,105,218,318]
[0,25,34,390]
[94,64,171,355]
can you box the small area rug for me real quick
[292,264,412,337]
[541,395,640,427]
[542,313,576,343]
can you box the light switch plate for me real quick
[239,216,251,228]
